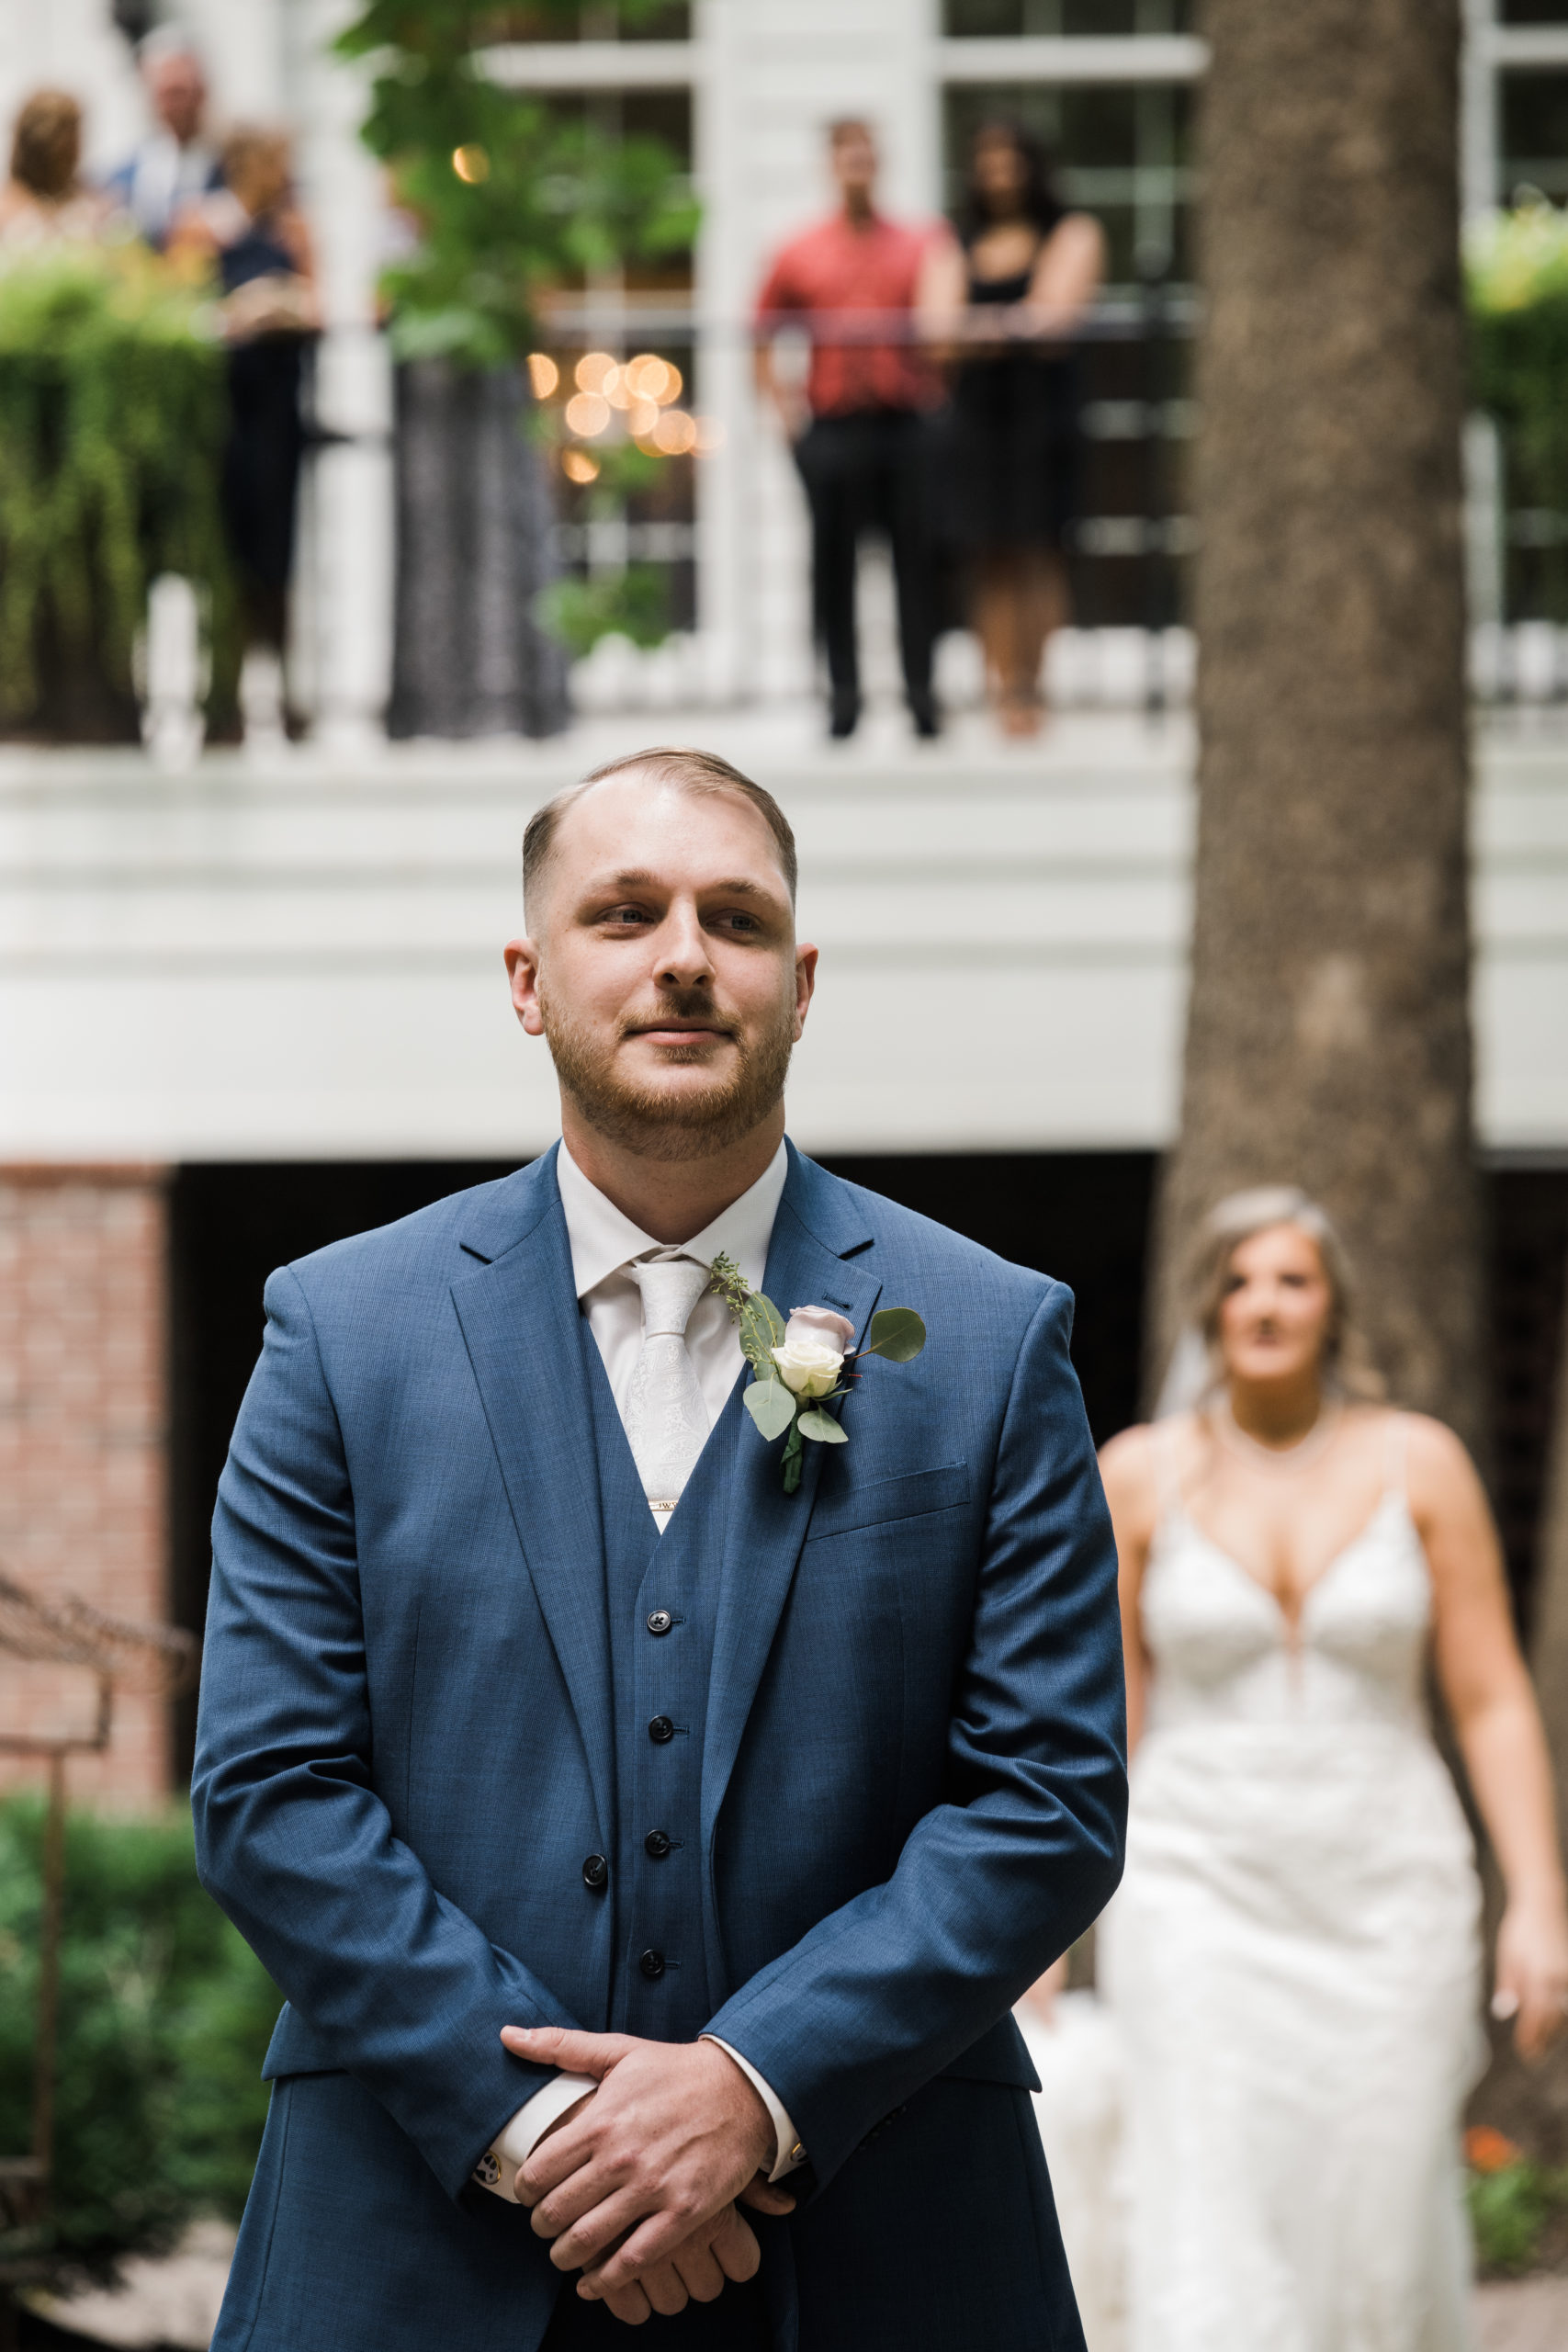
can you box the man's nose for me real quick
[653,906,713,989]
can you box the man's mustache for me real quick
[619,997,740,1039]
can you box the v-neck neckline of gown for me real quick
[1168,1489,1412,1639]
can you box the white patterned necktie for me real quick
[623,1254,713,1523]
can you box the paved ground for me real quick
[25,2222,233,2350]
[1475,2277,1568,2352]
[26,2237,1568,2351]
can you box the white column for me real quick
[183,0,288,120]
[1461,0,1499,222]
[286,0,394,748]
[692,3,748,704]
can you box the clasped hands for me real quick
[500,2027,796,2327]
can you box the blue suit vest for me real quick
[581,1317,741,2041]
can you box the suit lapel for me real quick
[449,1151,615,1845]
[700,1150,883,1907]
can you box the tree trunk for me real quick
[1153,0,1483,1452]
[389,359,570,741]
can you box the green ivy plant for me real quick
[532,439,671,653]
[536,563,670,660]
[0,243,237,727]
[338,5,699,666]
[337,1,700,368]
[1467,198,1568,617]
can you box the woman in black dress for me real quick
[920,122,1104,736]
[173,129,320,662]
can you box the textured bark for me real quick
[1154,0,1483,1451]
[389,359,570,741]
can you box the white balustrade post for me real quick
[143,574,204,768]
[288,0,394,750]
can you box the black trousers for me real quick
[540,2275,771,2349]
[793,410,936,702]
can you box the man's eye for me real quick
[602,906,651,926]
[716,911,761,934]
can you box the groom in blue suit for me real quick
[193,746,1125,2351]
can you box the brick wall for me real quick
[0,1167,174,1807]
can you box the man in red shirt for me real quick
[754,121,947,740]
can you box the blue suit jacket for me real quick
[193,1146,1126,2352]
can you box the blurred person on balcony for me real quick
[104,28,220,253]
[754,120,948,741]
[919,121,1103,739]
[0,91,113,248]
[171,129,320,679]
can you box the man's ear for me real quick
[504,937,546,1036]
[793,943,818,1042]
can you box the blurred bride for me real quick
[1095,1186,1568,2352]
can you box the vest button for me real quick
[644,1829,672,1860]
[581,1853,609,1890]
[639,1948,666,1981]
[646,1610,673,1636]
[648,1714,675,1744]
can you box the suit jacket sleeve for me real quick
[190,1266,581,2201]
[701,1282,1128,2193]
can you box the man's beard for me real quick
[539,985,795,1162]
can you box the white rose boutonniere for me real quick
[772,1306,855,1398]
[709,1256,927,1493]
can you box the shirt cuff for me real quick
[472,2074,597,2202]
[702,2036,807,2180]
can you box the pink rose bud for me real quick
[785,1305,857,1355]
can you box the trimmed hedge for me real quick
[0,1797,276,2283]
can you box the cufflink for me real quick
[790,2142,807,2165]
[472,2151,502,2188]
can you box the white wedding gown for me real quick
[1098,1418,1484,2352]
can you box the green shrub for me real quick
[1468,2154,1568,2278]
[535,562,671,661]
[0,1796,277,2284]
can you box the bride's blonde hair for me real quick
[1181,1185,1385,1402]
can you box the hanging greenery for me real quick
[0,241,237,727]
[1466,199,1568,617]
[337,5,701,675]
[336,1,700,368]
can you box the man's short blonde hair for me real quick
[522,747,798,922]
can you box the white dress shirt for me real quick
[557,1137,788,1430]
[479,1140,805,2200]
[122,132,218,245]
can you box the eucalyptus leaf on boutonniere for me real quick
[709,1252,927,1493]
